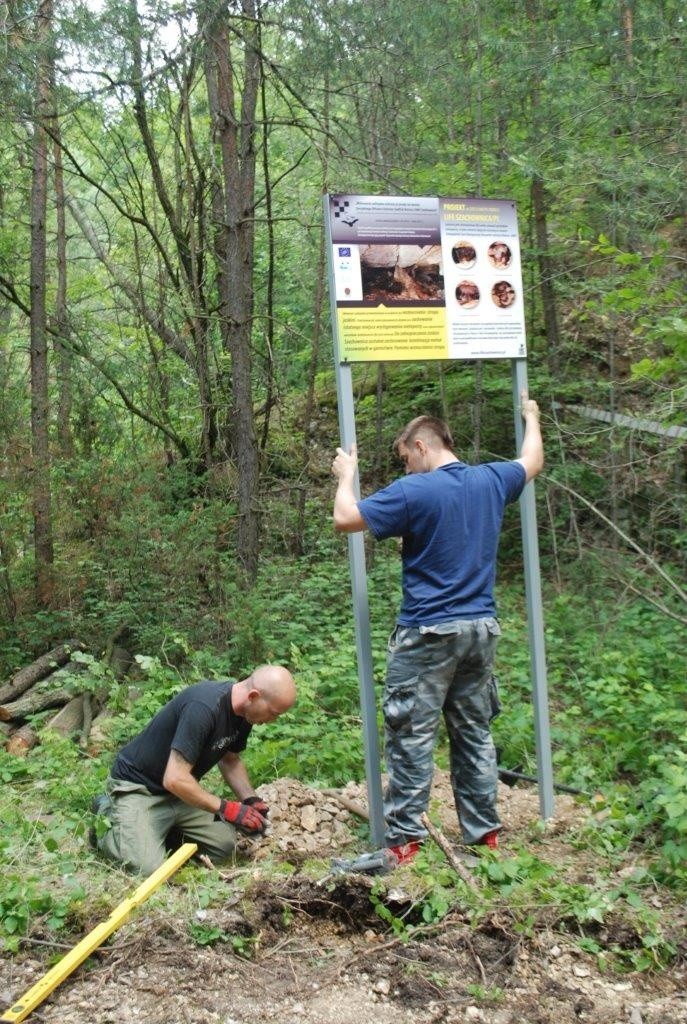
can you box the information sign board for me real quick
[328,194,526,362]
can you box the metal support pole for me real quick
[333,363,386,847]
[512,359,555,819]
[324,196,385,847]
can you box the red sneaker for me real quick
[387,840,423,866]
[480,830,499,849]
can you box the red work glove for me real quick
[218,799,266,835]
[243,795,269,818]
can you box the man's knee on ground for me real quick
[96,836,166,877]
[194,826,237,866]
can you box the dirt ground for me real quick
[2,774,686,1024]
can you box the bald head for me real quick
[233,664,296,724]
[251,665,296,710]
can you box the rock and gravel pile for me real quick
[252,778,360,856]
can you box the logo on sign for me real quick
[338,247,351,256]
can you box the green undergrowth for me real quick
[364,837,678,974]
[0,550,684,960]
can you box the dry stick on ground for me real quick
[420,813,480,891]
[321,788,370,821]
[465,935,488,985]
[323,790,479,892]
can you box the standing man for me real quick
[332,395,543,867]
[93,665,296,875]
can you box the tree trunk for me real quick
[294,213,327,555]
[204,0,261,580]
[52,116,73,458]
[473,362,483,462]
[0,185,18,623]
[29,0,55,606]
[0,640,85,704]
[621,0,634,68]
[531,173,561,373]
[295,76,330,555]
[373,363,386,491]
[0,523,17,625]
[258,36,276,454]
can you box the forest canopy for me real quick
[0,0,684,714]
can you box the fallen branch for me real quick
[546,476,687,607]
[421,813,479,891]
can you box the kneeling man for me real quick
[93,665,296,874]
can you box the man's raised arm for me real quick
[332,443,367,532]
[517,393,544,483]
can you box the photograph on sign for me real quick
[327,194,527,362]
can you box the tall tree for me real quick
[203,0,262,580]
[51,116,73,458]
[29,0,55,606]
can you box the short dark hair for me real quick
[394,415,455,454]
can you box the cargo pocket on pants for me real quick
[383,678,418,735]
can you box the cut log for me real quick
[0,687,72,721]
[46,695,85,737]
[109,645,133,681]
[79,692,93,747]
[0,721,14,738]
[43,659,89,686]
[6,724,38,755]
[0,640,85,704]
[88,709,113,748]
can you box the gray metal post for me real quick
[511,359,555,819]
[324,197,386,847]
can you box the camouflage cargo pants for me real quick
[383,618,502,847]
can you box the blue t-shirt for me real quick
[358,460,526,625]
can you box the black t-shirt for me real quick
[112,680,252,795]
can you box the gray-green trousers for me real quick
[96,777,237,876]
[383,618,502,847]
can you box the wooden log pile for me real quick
[0,638,131,756]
